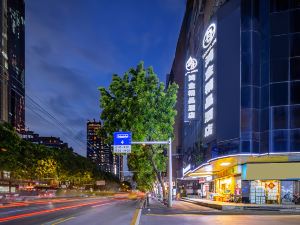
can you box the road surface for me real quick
[0,196,139,225]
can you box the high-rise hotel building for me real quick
[0,0,25,131]
[86,120,120,175]
[169,0,300,204]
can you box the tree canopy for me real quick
[0,123,119,188]
[99,62,178,196]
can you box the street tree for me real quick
[99,62,178,199]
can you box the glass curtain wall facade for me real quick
[172,0,300,172]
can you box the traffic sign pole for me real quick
[113,133,173,207]
[168,137,172,208]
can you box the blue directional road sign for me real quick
[113,132,132,153]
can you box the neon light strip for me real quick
[188,152,300,174]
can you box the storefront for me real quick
[242,162,300,204]
[213,165,241,202]
[250,180,280,204]
[198,176,213,198]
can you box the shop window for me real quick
[272,130,289,152]
[290,33,300,57]
[281,181,294,204]
[270,12,289,35]
[290,129,300,151]
[290,106,300,128]
[291,81,300,104]
[250,180,280,204]
[270,82,288,106]
[272,106,288,129]
[290,9,300,33]
[290,58,300,80]
[270,59,288,82]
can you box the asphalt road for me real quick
[0,197,140,225]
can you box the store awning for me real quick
[183,153,300,179]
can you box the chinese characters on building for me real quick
[202,23,216,138]
[185,56,198,120]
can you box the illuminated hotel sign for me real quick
[185,56,198,120]
[202,23,216,138]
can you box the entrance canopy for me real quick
[183,152,300,179]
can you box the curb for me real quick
[181,198,222,210]
[181,198,300,212]
[130,199,145,225]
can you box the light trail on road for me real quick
[0,199,112,223]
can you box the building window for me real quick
[290,105,300,128]
[260,131,269,153]
[290,33,300,57]
[272,106,288,129]
[270,83,288,106]
[261,85,269,108]
[290,58,300,80]
[291,81,300,104]
[270,0,289,12]
[290,129,300,151]
[270,12,289,35]
[270,59,288,82]
[290,9,300,33]
[290,0,300,9]
[261,108,269,131]
[272,130,289,152]
[241,86,252,108]
[271,35,289,59]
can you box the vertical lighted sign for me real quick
[185,56,198,120]
[202,23,216,138]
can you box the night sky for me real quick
[25,0,185,156]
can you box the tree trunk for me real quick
[148,146,166,201]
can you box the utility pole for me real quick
[168,137,172,208]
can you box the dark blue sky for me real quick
[25,0,185,156]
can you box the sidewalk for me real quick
[182,197,300,212]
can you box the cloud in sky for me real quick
[25,0,185,156]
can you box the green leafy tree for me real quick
[0,123,120,190]
[35,158,58,180]
[99,62,178,199]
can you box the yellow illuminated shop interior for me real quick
[214,176,241,202]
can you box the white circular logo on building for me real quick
[185,56,198,71]
[202,23,216,49]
